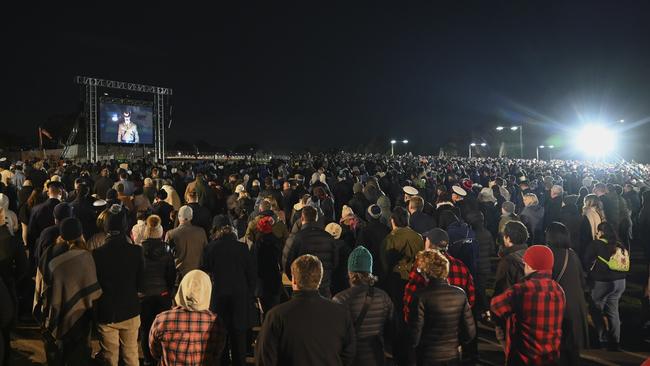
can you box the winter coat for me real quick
[520,205,544,245]
[255,290,356,366]
[285,224,338,295]
[494,244,527,296]
[543,196,563,231]
[27,198,60,252]
[187,202,213,237]
[141,238,176,297]
[446,221,478,277]
[349,192,371,223]
[479,201,500,238]
[382,227,424,281]
[407,279,476,365]
[409,211,435,235]
[582,239,627,282]
[165,223,208,280]
[333,284,394,366]
[559,205,582,252]
[152,200,174,231]
[358,219,391,279]
[549,248,589,352]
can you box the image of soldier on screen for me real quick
[117,110,140,143]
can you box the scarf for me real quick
[174,270,212,311]
[583,207,602,240]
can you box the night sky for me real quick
[4,2,650,159]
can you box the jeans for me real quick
[97,315,141,366]
[590,279,625,344]
[140,296,172,365]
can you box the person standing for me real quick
[256,254,356,366]
[201,216,255,366]
[92,205,144,366]
[579,194,605,259]
[494,221,528,296]
[165,205,208,285]
[491,245,566,365]
[358,205,391,284]
[333,246,394,366]
[27,180,63,261]
[149,269,226,366]
[406,250,476,365]
[582,222,627,351]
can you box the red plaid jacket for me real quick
[149,307,226,366]
[403,252,475,321]
[490,270,566,366]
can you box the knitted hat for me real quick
[502,201,515,214]
[341,205,355,220]
[348,245,373,273]
[59,217,82,241]
[53,202,73,221]
[325,222,342,240]
[256,216,275,234]
[367,204,382,219]
[105,204,126,233]
[461,179,473,192]
[423,228,450,249]
[523,245,554,271]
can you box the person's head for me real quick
[324,222,342,240]
[178,205,193,224]
[478,187,496,203]
[390,206,409,229]
[593,183,608,196]
[550,185,563,199]
[503,221,529,247]
[545,222,571,249]
[211,215,236,240]
[57,217,87,250]
[523,245,554,276]
[259,199,272,213]
[101,167,109,177]
[282,181,291,191]
[175,270,212,311]
[451,186,467,203]
[290,254,323,291]
[301,205,318,225]
[46,181,63,200]
[53,202,73,224]
[144,215,163,240]
[123,110,131,124]
[501,201,515,216]
[408,196,424,214]
[186,190,198,203]
[155,189,168,202]
[523,193,539,207]
[415,250,449,280]
[583,194,604,217]
[596,222,618,243]
[624,183,633,193]
[423,228,450,251]
[105,204,126,234]
[347,246,375,286]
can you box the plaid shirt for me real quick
[403,252,476,321]
[490,271,565,366]
[149,307,226,366]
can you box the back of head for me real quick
[502,201,515,214]
[324,222,342,240]
[503,220,529,245]
[416,250,449,280]
[408,196,424,213]
[105,204,126,234]
[175,269,212,311]
[391,206,409,228]
[301,205,317,224]
[291,254,323,291]
[523,193,539,207]
[545,222,571,249]
[145,214,163,240]
[178,205,193,223]
[259,200,272,212]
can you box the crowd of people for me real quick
[0,153,650,366]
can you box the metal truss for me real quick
[75,76,172,95]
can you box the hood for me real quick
[0,193,8,210]
[143,238,167,258]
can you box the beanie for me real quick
[523,245,554,271]
[348,245,373,273]
[423,228,450,249]
[367,204,382,220]
[324,222,342,240]
[53,202,73,221]
[340,205,354,220]
[105,204,126,233]
[59,217,83,241]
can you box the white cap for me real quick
[178,205,193,221]
[403,186,419,196]
[235,184,246,194]
[452,186,467,197]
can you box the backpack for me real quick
[598,246,630,272]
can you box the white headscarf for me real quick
[174,270,212,311]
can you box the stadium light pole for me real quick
[536,145,555,160]
[496,125,523,158]
[469,142,486,158]
[390,140,396,156]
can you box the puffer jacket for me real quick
[141,239,176,297]
[285,224,338,295]
[333,284,394,366]
[407,279,476,365]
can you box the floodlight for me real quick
[470,143,477,147]
[539,145,545,149]
[576,125,617,157]
[510,126,519,131]
[402,139,408,144]
[480,142,487,147]
[112,114,118,122]
[548,145,555,149]
[390,140,397,144]
[496,126,504,131]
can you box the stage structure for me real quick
[75,76,172,163]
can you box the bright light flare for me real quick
[576,125,617,157]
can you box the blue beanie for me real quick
[348,246,373,273]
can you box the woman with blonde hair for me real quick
[579,194,605,258]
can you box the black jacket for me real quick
[27,198,60,252]
[409,211,435,235]
[582,239,627,282]
[407,279,476,365]
[188,202,213,237]
[520,205,544,245]
[92,234,144,324]
[70,197,98,241]
[494,244,527,296]
[201,234,255,330]
[543,196,562,231]
[285,224,338,295]
[34,225,59,266]
[255,290,356,366]
[348,192,370,222]
[152,201,174,231]
[141,238,176,297]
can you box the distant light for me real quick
[539,145,545,149]
[618,119,625,123]
[576,124,617,157]
[402,139,408,144]
[510,126,519,131]
[390,139,397,144]
[470,143,477,147]
[496,126,504,131]
[104,93,108,96]
[548,145,555,149]
[111,114,118,122]
[480,142,487,147]
[177,152,181,156]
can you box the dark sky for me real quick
[4,2,650,158]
